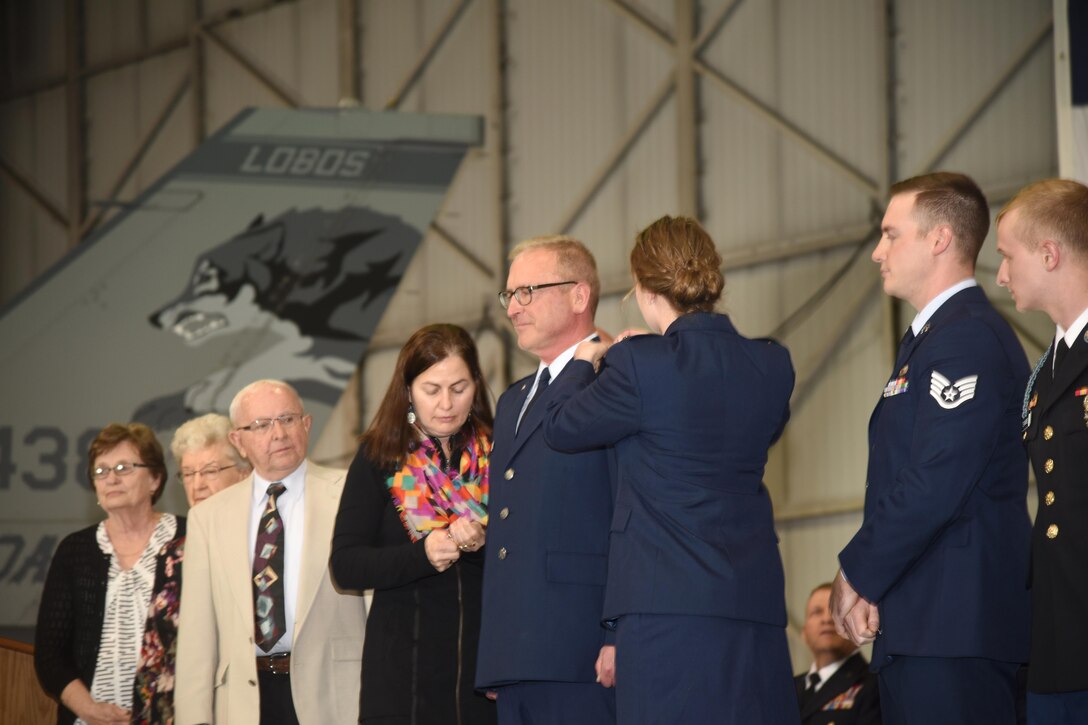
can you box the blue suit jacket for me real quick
[475,359,616,689]
[544,312,794,625]
[839,286,1031,666]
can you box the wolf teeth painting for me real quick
[134,206,418,429]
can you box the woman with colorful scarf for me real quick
[331,324,497,725]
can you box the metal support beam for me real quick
[695,58,881,201]
[792,274,882,411]
[384,0,474,110]
[489,0,515,386]
[199,25,301,107]
[673,0,699,218]
[917,17,1053,174]
[1,0,302,104]
[604,0,673,47]
[882,0,901,365]
[0,157,69,229]
[190,0,206,144]
[80,74,192,239]
[557,74,675,233]
[693,0,744,55]
[430,222,496,279]
[337,0,360,104]
[64,0,87,249]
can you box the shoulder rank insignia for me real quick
[930,370,978,409]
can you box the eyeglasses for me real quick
[236,413,304,434]
[92,462,150,479]
[498,281,576,309]
[178,464,237,482]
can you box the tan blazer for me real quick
[175,462,366,725]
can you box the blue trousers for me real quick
[877,655,1021,725]
[1027,690,1088,725]
[614,613,799,725]
[495,680,616,725]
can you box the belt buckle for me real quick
[263,652,290,675]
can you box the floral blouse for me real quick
[131,532,185,725]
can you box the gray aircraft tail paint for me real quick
[0,108,481,630]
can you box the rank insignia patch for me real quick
[930,370,978,409]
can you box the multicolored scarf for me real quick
[386,429,490,541]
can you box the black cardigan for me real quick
[34,517,186,725]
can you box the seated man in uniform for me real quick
[797,582,881,725]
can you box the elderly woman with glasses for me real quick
[130,414,251,725]
[35,423,180,725]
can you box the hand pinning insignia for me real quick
[929,370,978,410]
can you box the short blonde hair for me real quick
[170,413,248,470]
[509,235,600,316]
[997,178,1088,259]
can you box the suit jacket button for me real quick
[1043,425,1054,440]
[1045,491,1055,506]
[1047,524,1059,539]
[249,679,257,686]
[498,547,508,559]
[500,507,509,519]
[1044,458,1055,474]
[504,468,515,480]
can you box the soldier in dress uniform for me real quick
[795,583,881,725]
[995,178,1088,725]
[831,172,1032,725]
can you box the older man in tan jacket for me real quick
[176,380,365,725]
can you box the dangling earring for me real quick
[407,403,416,425]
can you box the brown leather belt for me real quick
[255,653,291,675]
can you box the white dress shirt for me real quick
[910,278,978,335]
[516,332,598,431]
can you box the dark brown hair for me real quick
[362,324,493,470]
[630,215,724,313]
[997,178,1088,259]
[890,172,990,263]
[87,423,168,504]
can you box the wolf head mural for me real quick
[135,206,419,428]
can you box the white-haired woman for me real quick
[131,414,250,725]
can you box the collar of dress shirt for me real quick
[531,332,599,393]
[807,651,856,692]
[251,459,308,506]
[1056,305,1088,350]
[910,278,978,335]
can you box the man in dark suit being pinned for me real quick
[796,583,881,725]
[475,236,616,724]
[996,178,1088,725]
[831,172,1032,725]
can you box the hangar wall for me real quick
[0,0,1059,668]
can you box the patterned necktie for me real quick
[518,367,551,435]
[253,482,286,652]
